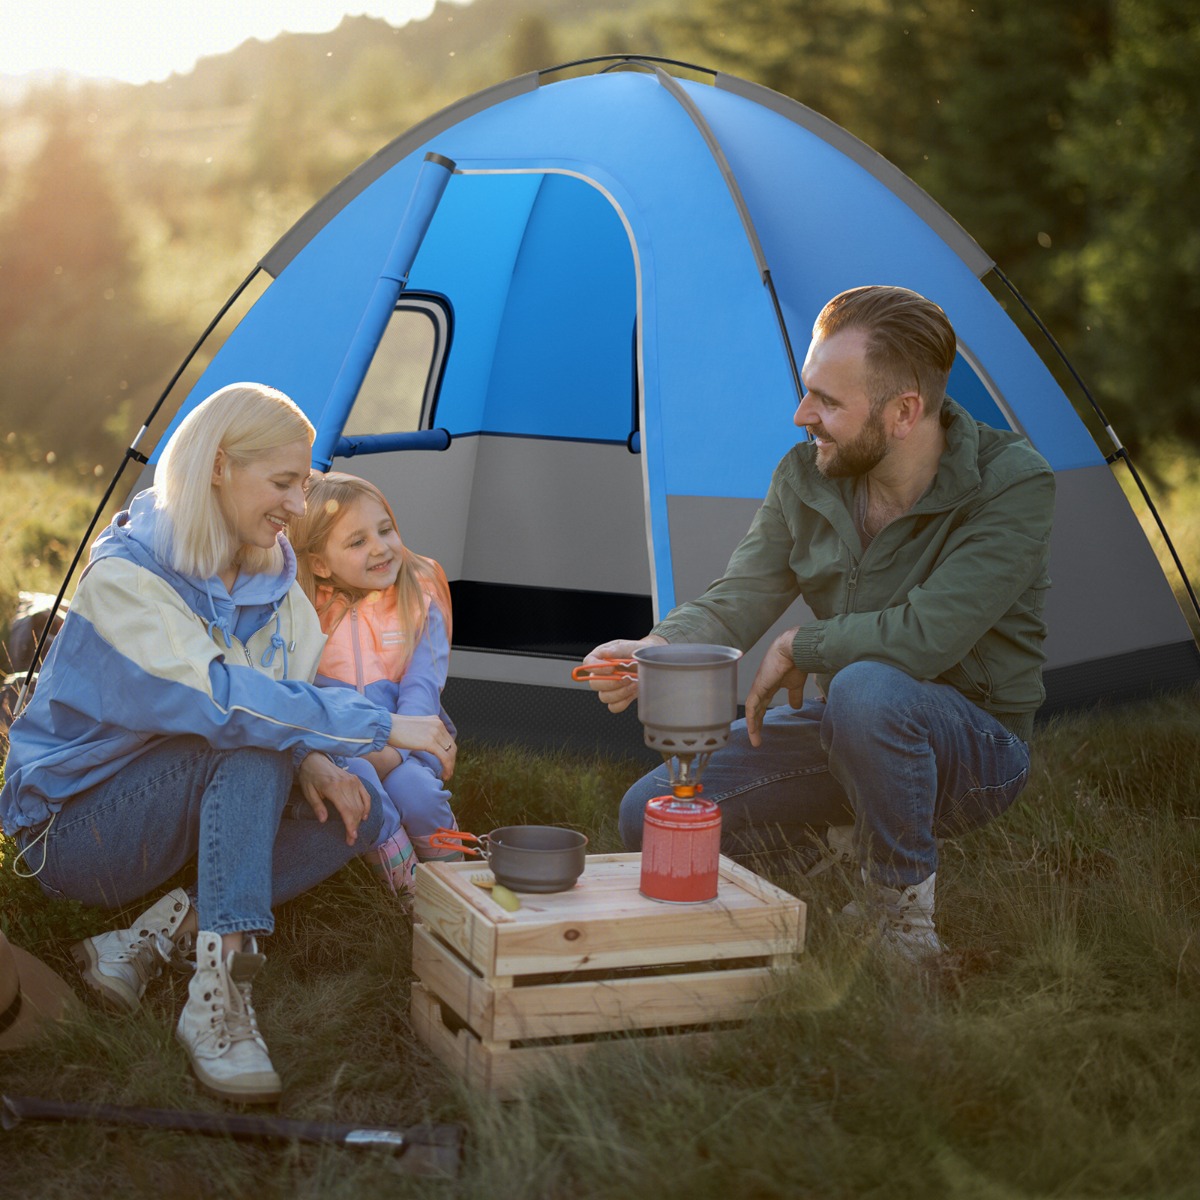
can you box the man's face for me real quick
[794,329,889,479]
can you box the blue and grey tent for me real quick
[109,56,1197,754]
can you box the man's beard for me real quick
[813,406,888,479]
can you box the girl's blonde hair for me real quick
[291,471,452,675]
[153,382,315,579]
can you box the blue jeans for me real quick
[619,661,1030,888]
[23,735,384,937]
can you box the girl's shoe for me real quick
[176,932,281,1104]
[370,828,418,899]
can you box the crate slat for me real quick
[413,923,782,1041]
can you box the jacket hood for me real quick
[90,489,298,644]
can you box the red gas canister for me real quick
[639,795,722,903]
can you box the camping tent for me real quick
[134,56,1200,755]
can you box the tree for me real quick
[508,14,559,77]
[1055,0,1200,450]
[0,106,181,468]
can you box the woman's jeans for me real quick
[619,662,1030,888]
[23,735,383,937]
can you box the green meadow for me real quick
[1,462,1198,1199]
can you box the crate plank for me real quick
[414,924,784,1041]
[411,982,721,1100]
[416,855,804,977]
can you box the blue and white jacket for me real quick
[0,490,392,833]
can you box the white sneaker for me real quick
[72,888,194,1013]
[799,824,857,877]
[844,871,944,964]
[176,932,281,1104]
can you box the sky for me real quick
[0,1,471,85]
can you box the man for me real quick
[584,285,1054,962]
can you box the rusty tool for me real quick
[1,1094,463,1177]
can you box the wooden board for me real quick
[412,923,782,1042]
[410,982,719,1100]
[413,853,805,979]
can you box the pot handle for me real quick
[429,828,484,857]
[570,659,638,683]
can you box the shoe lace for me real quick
[117,931,173,984]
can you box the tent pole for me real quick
[993,267,1200,630]
[13,267,266,713]
[312,152,457,471]
[648,66,806,411]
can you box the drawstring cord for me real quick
[203,579,233,649]
[259,611,289,677]
[11,810,57,879]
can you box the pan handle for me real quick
[570,659,638,683]
[428,828,484,857]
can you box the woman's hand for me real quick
[580,634,667,714]
[296,752,373,846]
[389,714,456,780]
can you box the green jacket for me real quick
[653,401,1055,742]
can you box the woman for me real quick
[0,383,456,1103]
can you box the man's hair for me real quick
[152,382,315,579]
[813,285,956,415]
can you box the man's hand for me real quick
[296,752,373,847]
[744,627,808,747]
[580,634,668,714]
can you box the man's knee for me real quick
[824,662,924,734]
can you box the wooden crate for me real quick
[410,852,805,1096]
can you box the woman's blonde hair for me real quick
[154,382,315,578]
[291,471,452,675]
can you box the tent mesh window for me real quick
[344,296,449,436]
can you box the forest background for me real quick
[0,0,1197,492]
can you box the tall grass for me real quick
[2,691,1198,1199]
[2,461,1198,1197]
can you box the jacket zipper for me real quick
[350,606,366,694]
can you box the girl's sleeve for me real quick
[393,602,450,718]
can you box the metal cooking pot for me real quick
[572,643,742,757]
[429,825,588,894]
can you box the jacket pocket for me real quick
[938,645,994,705]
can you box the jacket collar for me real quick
[794,398,981,526]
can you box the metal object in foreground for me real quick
[1,1094,463,1177]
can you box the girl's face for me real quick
[213,438,311,552]
[311,494,404,592]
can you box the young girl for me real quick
[292,472,460,897]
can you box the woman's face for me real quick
[213,438,311,551]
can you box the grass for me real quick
[2,690,1199,1199]
[2,458,1198,1197]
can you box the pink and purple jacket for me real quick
[313,586,453,753]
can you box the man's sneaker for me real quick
[71,887,194,1013]
[844,871,944,964]
[796,824,857,878]
[176,932,281,1104]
